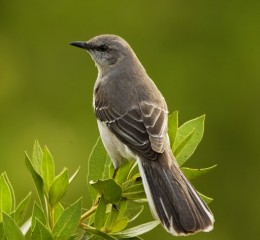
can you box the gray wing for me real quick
[140,101,168,153]
[95,96,168,161]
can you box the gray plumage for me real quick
[70,34,214,236]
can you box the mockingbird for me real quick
[70,34,214,236]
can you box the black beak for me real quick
[70,41,91,50]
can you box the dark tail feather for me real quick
[137,150,214,236]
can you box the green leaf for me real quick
[127,162,139,181]
[173,115,205,166]
[168,111,178,147]
[174,129,194,159]
[32,140,43,175]
[41,146,55,194]
[105,205,119,230]
[94,196,107,230]
[117,199,127,220]
[109,217,128,233]
[114,161,135,185]
[88,138,111,201]
[122,183,146,200]
[52,199,81,240]
[2,212,25,240]
[101,156,111,181]
[0,173,13,221]
[32,202,46,230]
[14,192,31,225]
[90,179,122,204]
[181,165,217,180]
[25,152,45,206]
[85,228,117,240]
[49,168,69,207]
[69,167,80,184]
[2,173,15,212]
[109,162,115,179]
[53,203,64,225]
[198,192,213,204]
[104,199,128,232]
[122,178,141,190]
[124,201,143,222]
[31,219,53,240]
[122,178,146,200]
[0,222,4,240]
[113,220,160,238]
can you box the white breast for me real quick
[97,120,136,169]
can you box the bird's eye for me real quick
[98,44,108,52]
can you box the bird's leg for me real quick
[112,167,119,179]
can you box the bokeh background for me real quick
[1,0,260,239]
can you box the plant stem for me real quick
[79,222,95,230]
[80,205,98,222]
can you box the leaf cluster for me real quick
[0,111,216,239]
[0,142,82,240]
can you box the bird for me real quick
[70,34,214,236]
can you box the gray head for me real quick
[70,34,138,71]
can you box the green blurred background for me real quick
[1,0,260,239]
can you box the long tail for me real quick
[137,150,214,236]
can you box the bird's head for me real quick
[70,34,135,71]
